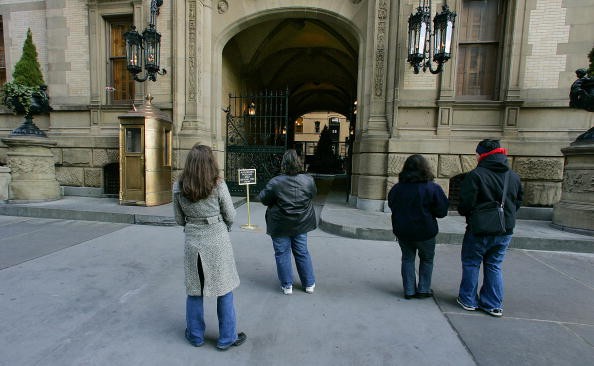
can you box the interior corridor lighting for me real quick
[407,0,456,74]
[124,0,167,82]
[248,101,256,116]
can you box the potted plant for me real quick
[1,28,51,137]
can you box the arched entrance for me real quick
[217,11,360,193]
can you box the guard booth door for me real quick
[121,125,145,202]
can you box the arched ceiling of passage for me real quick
[225,17,358,118]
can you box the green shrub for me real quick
[12,28,45,87]
[1,28,47,116]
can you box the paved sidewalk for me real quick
[1,181,593,365]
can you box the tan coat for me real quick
[173,180,239,296]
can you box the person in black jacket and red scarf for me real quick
[456,139,523,317]
[388,154,449,300]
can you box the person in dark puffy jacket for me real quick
[258,149,317,295]
[388,154,449,300]
[456,139,523,318]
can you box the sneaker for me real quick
[216,332,247,351]
[281,285,292,295]
[482,308,503,317]
[305,284,315,294]
[456,297,477,311]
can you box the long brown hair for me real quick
[179,144,219,201]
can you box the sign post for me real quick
[238,168,257,230]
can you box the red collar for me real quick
[478,147,507,162]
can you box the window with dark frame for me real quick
[456,0,502,100]
[0,16,6,86]
[107,16,135,104]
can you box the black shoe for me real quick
[404,294,415,300]
[414,290,434,298]
[217,332,247,351]
[185,329,204,347]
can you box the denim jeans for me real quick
[271,233,315,288]
[186,292,237,348]
[458,230,512,310]
[398,237,436,296]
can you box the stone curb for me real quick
[319,216,594,254]
[0,198,247,226]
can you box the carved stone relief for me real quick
[564,170,594,193]
[374,1,388,97]
[217,1,228,14]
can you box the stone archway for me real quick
[214,7,363,187]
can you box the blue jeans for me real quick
[186,292,237,347]
[398,238,436,296]
[458,231,512,310]
[272,233,315,288]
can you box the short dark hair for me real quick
[398,154,434,183]
[281,149,302,176]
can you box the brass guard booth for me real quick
[118,96,172,206]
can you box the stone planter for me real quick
[1,135,60,202]
[552,140,594,235]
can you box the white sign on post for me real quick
[238,169,257,230]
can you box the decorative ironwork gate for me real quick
[225,90,288,195]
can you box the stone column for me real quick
[1,136,60,202]
[0,165,10,202]
[552,140,594,235]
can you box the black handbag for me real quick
[469,171,510,236]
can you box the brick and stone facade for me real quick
[0,0,592,208]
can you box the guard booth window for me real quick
[126,128,142,153]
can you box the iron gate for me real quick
[225,90,288,195]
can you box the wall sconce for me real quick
[248,100,256,116]
[407,0,456,74]
[124,0,167,82]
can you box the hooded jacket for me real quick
[457,153,523,235]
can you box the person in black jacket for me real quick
[388,154,449,299]
[258,149,317,295]
[456,139,523,317]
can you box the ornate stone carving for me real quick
[7,156,55,176]
[563,170,594,193]
[56,166,84,186]
[374,1,388,97]
[514,157,564,180]
[438,155,462,178]
[387,154,408,176]
[188,0,197,102]
[523,182,562,206]
[217,0,228,14]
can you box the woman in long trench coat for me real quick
[173,144,246,350]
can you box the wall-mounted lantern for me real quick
[407,0,456,74]
[124,0,167,82]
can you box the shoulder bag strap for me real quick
[500,171,510,208]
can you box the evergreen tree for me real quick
[13,28,45,87]
[308,125,342,173]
